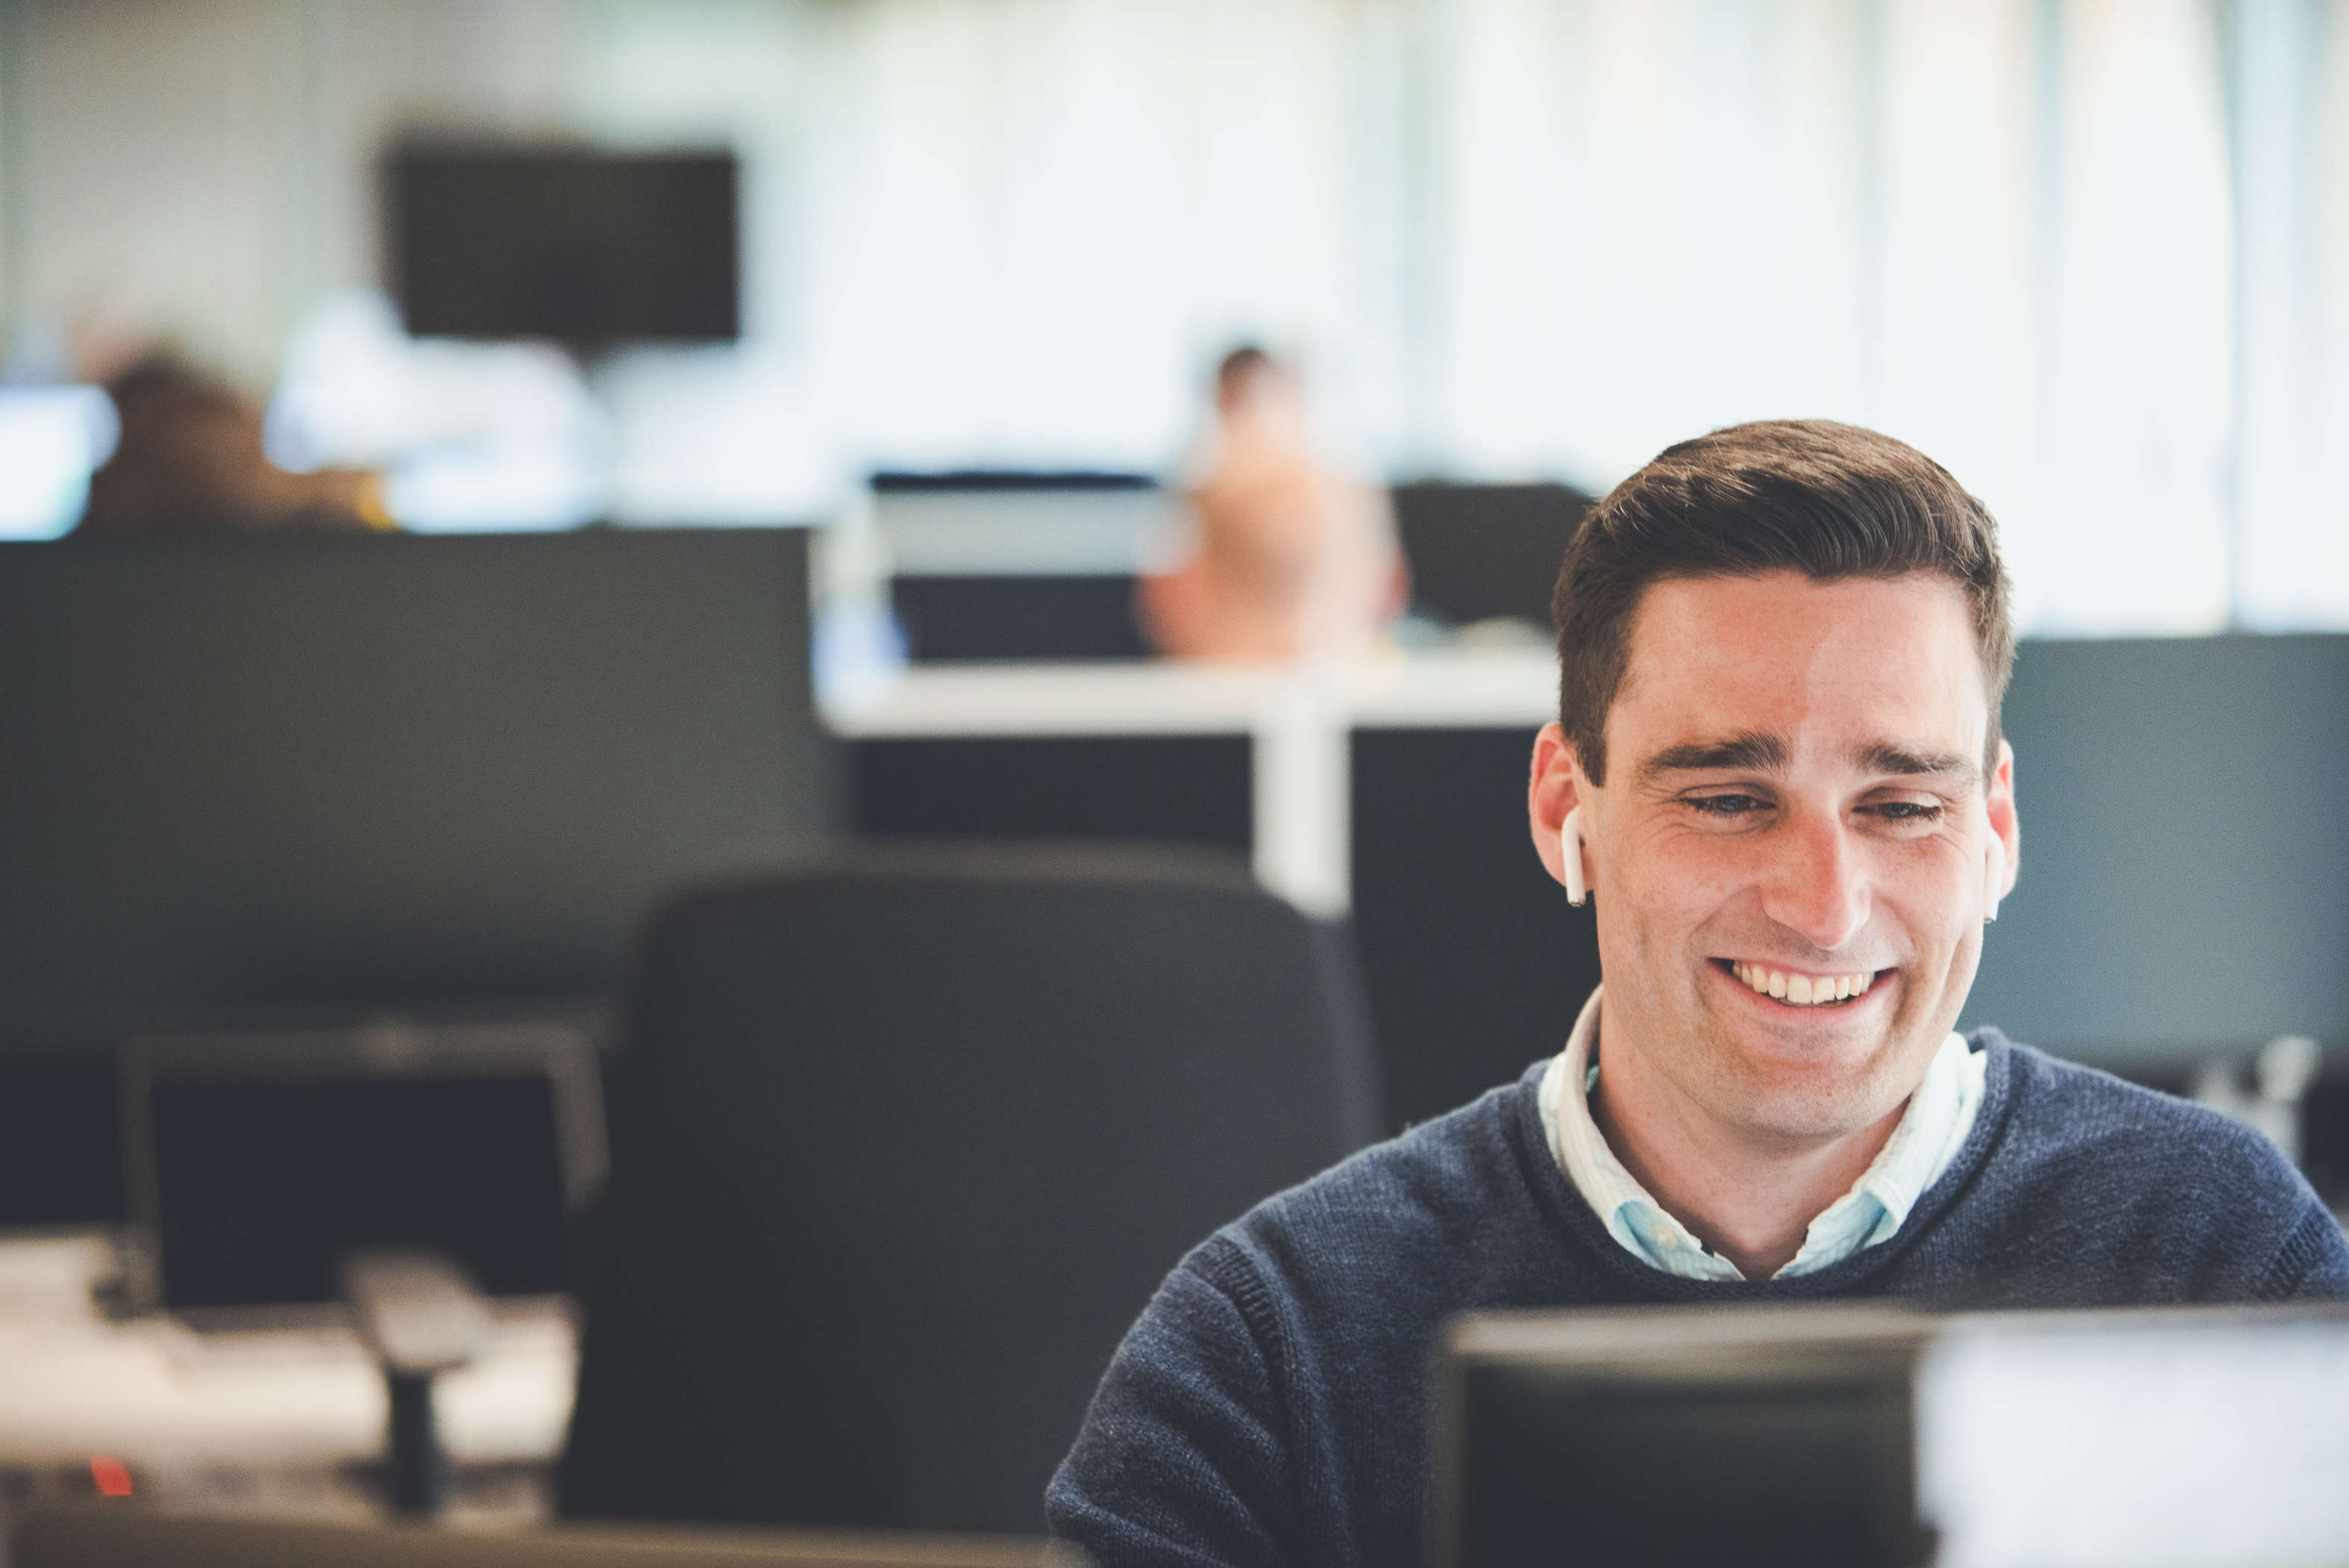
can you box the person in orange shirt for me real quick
[77,352,391,537]
[1138,346,1406,662]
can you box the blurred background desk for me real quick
[0,1236,572,1531]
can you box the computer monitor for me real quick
[0,528,831,1059]
[1389,482,1592,630]
[1432,1301,2349,1568]
[13,1508,1079,1568]
[388,145,739,349]
[869,472,1164,662]
[1430,1304,1931,1568]
[1964,632,2349,1071]
[120,1020,603,1315]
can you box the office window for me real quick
[6,0,2343,629]
[589,0,2324,633]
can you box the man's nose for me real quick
[1758,810,1870,953]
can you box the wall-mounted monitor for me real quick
[386,144,739,349]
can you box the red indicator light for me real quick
[88,1455,133,1497]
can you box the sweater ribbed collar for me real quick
[1536,986,1987,1281]
[1503,1025,2018,1302]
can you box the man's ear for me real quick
[1988,737,2020,900]
[1528,724,1589,892]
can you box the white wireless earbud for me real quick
[1560,806,1588,907]
[1982,833,2005,924]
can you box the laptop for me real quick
[119,1019,604,1327]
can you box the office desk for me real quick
[0,1235,572,1528]
[828,650,1561,916]
[831,650,1601,1128]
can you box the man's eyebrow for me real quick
[1636,731,1790,783]
[1855,741,1980,780]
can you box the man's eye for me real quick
[1867,800,1942,822]
[1687,794,1765,816]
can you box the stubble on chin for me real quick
[1681,989,1930,1147]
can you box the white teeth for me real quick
[1728,964,1876,1006]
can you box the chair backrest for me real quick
[559,844,1381,1535]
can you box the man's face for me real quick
[1533,570,2018,1145]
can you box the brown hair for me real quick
[78,352,387,537]
[1215,343,1275,390]
[1551,419,2014,784]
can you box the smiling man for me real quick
[1047,420,2349,1568]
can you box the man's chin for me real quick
[1695,980,1920,1140]
[1725,1073,1908,1145]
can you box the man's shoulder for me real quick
[1970,1027,2328,1239]
[1180,1063,1574,1310]
[1985,1028,2291,1168]
[1877,1032,2346,1307]
[1050,1075,1568,1568]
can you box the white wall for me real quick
[1,0,595,385]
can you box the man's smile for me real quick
[1711,957,1893,1009]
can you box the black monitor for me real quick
[387,145,739,348]
[869,472,1163,662]
[1430,1306,1930,1568]
[1390,482,1592,629]
[120,1021,603,1313]
[1964,632,2349,1071]
[1430,1301,2349,1568]
[0,528,830,1058]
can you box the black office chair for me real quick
[559,843,1381,1534]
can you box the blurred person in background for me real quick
[77,352,390,537]
[1137,346,1405,662]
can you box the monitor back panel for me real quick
[1391,482,1591,629]
[1963,632,2349,1068]
[1434,1309,1926,1568]
[0,529,830,1054]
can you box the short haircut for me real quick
[1551,419,2014,785]
[1215,343,1275,393]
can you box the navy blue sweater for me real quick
[1046,1032,2349,1568]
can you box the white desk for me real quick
[0,1234,572,1480]
[825,648,1557,916]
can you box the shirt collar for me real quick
[1537,986,1984,1281]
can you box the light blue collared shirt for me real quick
[1536,986,1986,1281]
